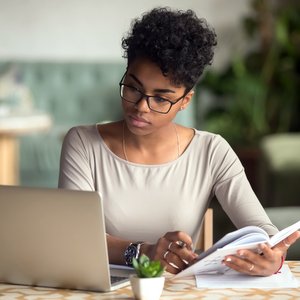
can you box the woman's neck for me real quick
[122,121,180,164]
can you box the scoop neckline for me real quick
[94,123,198,168]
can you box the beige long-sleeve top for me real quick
[58,124,278,244]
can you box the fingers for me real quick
[223,244,284,276]
[223,255,268,276]
[164,231,193,250]
[166,240,195,262]
[156,231,197,274]
[275,231,300,253]
[223,251,264,276]
[162,249,187,272]
[258,243,277,260]
[222,232,300,277]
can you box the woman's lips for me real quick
[129,115,150,128]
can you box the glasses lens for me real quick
[120,85,141,103]
[120,84,172,114]
[148,97,171,113]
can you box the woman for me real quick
[59,7,299,275]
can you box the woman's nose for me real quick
[134,96,151,113]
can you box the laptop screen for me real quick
[0,185,129,292]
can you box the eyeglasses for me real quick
[119,74,188,114]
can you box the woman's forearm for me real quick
[107,234,154,265]
[107,234,131,265]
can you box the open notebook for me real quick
[0,185,134,292]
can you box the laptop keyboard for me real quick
[111,275,128,284]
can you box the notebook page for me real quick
[196,264,299,289]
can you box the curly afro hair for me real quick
[122,7,217,90]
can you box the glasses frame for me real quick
[119,73,190,114]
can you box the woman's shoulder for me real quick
[174,124,228,153]
[65,121,121,139]
[177,124,221,139]
[64,124,99,140]
[185,128,235,158]
[192,128,226,146]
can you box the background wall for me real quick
[0,0,251,69]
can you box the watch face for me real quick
[124,244,138,265]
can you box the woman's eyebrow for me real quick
[129,73,176,94]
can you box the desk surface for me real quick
[0,261,299,299]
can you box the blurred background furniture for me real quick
[259,134,300,260]
[0,112,51,185]
[265,206,300,260]
[0,61,195,188]
[0,62,125,187]
[196,208,213,252]
[210,133,300,245]
[259,133,300,207]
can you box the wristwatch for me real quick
[124,242,144,266]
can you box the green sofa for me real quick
[259,133,300,207]
[0,61,195,188]
[259,134,300,259]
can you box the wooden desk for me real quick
[0,112,51,185]
[0,261,299,299]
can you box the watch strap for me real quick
[124,242,144,266]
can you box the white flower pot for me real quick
[130,275,165,300]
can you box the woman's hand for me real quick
[142,231,198,274]
[222,231,300,276]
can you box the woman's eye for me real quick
[127,85,140,94]
[153,96,168,103]
[128,85,137,91]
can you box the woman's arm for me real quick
[107,231,197,274]
[58,127,95,190]
[209,135,300,275]
[223,231,300,276]
[210,136,278,235]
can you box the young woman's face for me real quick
[121,57,193,136]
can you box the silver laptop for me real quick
[0,185,133,292]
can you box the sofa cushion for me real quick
[259,133,300,207]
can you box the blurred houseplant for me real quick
[197,0,300,238]
[199,0,300,147]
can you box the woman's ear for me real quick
[179,90,194,111]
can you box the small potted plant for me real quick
[130,254,165,300]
